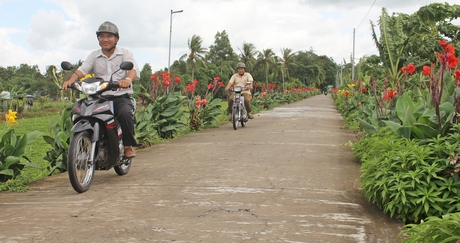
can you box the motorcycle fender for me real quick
[71,120,100,142]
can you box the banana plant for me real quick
[371,8,407,91]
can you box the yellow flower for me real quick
[347,84,355,88]
[5,109,18,126]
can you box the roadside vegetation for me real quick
[331,3,460,242]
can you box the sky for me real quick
[0,0,458,75]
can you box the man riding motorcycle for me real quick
[62,21,140,158]
[225,62,254,120]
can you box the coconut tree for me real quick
[180,35,207,82]
[279,48,297,79]
[257,49,276,90]
[237,42,258,73]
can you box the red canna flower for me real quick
[201,99,207,106]
[150,73,158,80]
[207,83,214,89]
[345,90,350,98]
[175,76,181,83]
[361,87,367,93]
[407,64,415,74]
[400,64,415,74]
[440,39,448,48]
[195,97,201,109]
[437,40,459,69]
[423,66,431,76]
[447,55,459,69]
[383,89,398,101]
[214,76,221,81]
[217,81,224,87]
[455,70,460,84]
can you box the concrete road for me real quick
[0,94,404,243]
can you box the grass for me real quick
[9,114,60,181]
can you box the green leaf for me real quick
[359,119,377,133]
[396,92,416,126]
[26,130,43,143]
[160,105,180,117]
[0,168,14,176]
[56,131,69,149]
[11,135,28,158]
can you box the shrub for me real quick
[354,125,460,223]
[400,212,460,243]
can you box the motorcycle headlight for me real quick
[80,82,99,95]
[79,81,108,95]
[233,86,242,92]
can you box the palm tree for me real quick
[237,42,257,73]
[310,65,326,87]
[257,49,276,90]
[279,48,297,79]
[277,48,298,91]
[180,35,207,82]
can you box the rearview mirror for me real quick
[61,61,73,71]
[120,62,133,71]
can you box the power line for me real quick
[357,0,377,29]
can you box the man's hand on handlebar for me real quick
[62,80,73,90]
[119,79,132,89]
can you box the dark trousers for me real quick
[227,93,251,114]
[109,95,137,147]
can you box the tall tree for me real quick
[206,30,235,77]
[180,35,207,82]
[404,3,460,63]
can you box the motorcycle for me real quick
[61,61,134,193]
[231,82,251,130]
[324,90,328,95]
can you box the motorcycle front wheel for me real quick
[68,131,95,193]
[241,108,247,127]
[232,106,239,130]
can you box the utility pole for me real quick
[168,9,183,77]
[352,28,355,83]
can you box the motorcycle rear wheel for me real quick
[232,106,239,130]
[68,131,95,193]
[114,158,132,175]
